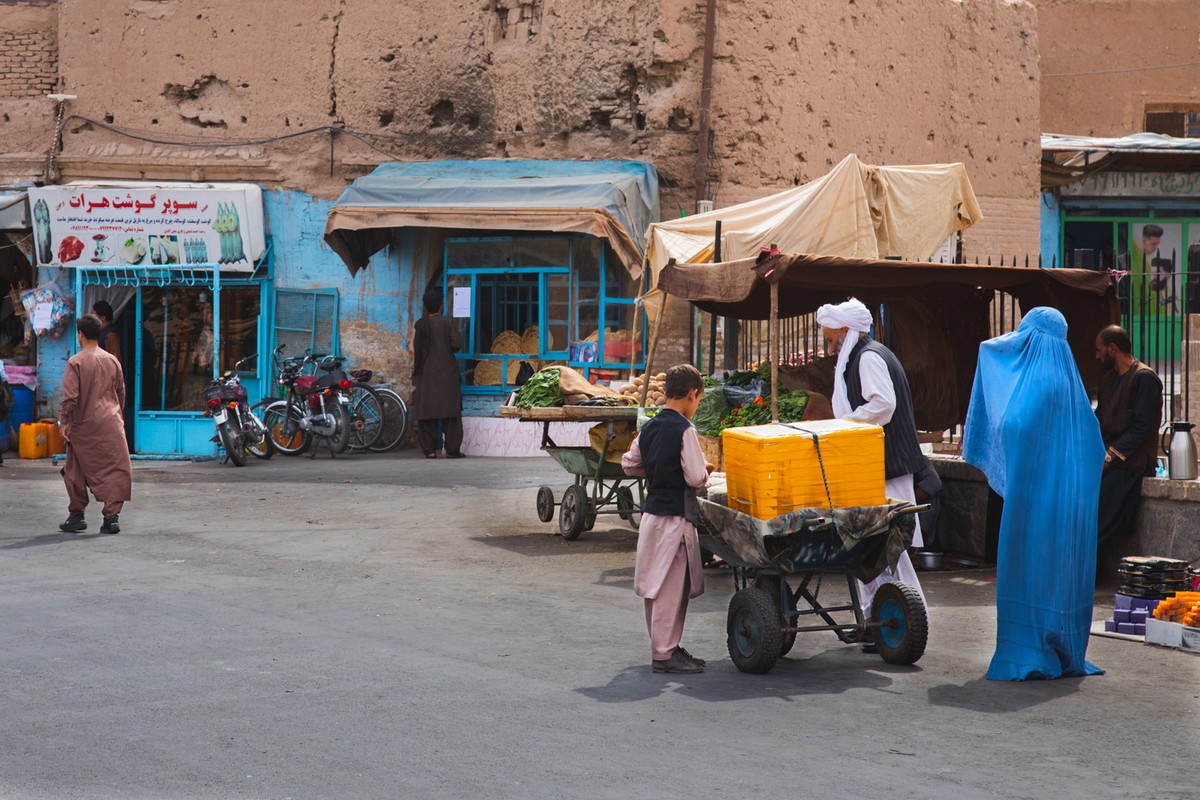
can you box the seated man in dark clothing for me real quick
[1094,325,1163,544]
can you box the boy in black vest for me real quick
[621,364,713,674]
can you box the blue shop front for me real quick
[323,160,660,455]
[30,182,274,456]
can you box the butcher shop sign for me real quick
[27,182,266,271]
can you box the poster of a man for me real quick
[1120,223,1180,316]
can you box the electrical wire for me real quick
[1044,60,1200,79]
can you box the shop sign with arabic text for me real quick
[27,185,262,271]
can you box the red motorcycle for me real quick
[260,346,355,457]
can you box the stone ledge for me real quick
[1142,476,1200,501]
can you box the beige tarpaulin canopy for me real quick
[644,154,983,280]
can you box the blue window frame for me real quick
[443,235,645,394]
[274,288,339,358]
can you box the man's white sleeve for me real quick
[845,351,896,426]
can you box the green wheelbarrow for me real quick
[533,419,645,540]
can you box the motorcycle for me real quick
[261,345,355,457]
[203,355,274,466]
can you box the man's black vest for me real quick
[843,337,927,480]
[640,408,692,517]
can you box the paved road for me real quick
[1,453,1196,800]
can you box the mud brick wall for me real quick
[0,19,58,99]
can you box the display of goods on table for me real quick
[1118,556,1191,598]
[512,368,563,409]
[723,419,885,520]
[617,371,667,405]
[512,366,632,409]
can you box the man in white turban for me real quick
[815,298,928,650]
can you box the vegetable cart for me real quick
[694,495,929,674]
[500,405,644,540]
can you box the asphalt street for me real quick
[1,452,1197,800]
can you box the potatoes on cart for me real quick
[619,371,668,406]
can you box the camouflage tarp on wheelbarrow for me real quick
[694,497,918,584]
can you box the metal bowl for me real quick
[915,551,944,570]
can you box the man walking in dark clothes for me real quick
[1095,325,1162,543]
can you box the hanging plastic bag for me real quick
[19,281,74,339]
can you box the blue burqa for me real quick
[963,307,1105,681]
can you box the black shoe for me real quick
[100,516,120,534]
[674,646,706,667]
[652,651,704,674]
[860,632,878,654]
[59,515,87,533]
[445,452,466,459]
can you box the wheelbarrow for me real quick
[694,496,929,674]
[532,418,644,540]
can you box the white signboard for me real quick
[27,183,265,271]
[452,287,472,318]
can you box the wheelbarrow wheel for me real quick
[754,575,797,657]
[536,486,555,523]
[559,485,588,540]
[871,581,929,666]
[616,486,640,529]
[727,587,782,674]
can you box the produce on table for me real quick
[704,389,809,436]
[1153,593,1200,626]
[618,371,668,406]
[513,368,563,409]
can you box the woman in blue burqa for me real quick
[963,306,1105,681]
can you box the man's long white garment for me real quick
[840,345,927,612]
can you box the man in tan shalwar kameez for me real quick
[58,314,132,534]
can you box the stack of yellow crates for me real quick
[722,419,885,519]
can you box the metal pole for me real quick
[692,0,718,206]
[708,221,722,374]
[770,282,779,423]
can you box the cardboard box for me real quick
[1144,618,1183,648]
[1182,626,1200,650]
[723,419,885,519]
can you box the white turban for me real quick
[816,299,873,418]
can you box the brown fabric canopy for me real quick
[658,254,1119,430]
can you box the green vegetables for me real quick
[702,389,808,436]
[513,368,563,409]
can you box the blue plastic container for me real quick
[7,385,34,451]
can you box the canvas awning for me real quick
[324,160,660,278]
[658,253,1118,430]
[644,154,982,280]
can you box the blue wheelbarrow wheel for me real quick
[559,485,588,540]
[727,587,782,674]
[536,486,556,523]
[870,581,929,666]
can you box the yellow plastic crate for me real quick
[722,419,885,519]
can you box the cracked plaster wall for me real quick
[44,1,1038,221]
[1036,0,1200,137]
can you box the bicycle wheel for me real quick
[345,382,384,451]
[368,388,411,453]
[262,400,311,456]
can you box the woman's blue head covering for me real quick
[963,306,1101,497]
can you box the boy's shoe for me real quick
[860,631,878,654]
[674,646,706,667]
[59,515,87,533]
[100,516,120,534]
[652,651,704,674]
